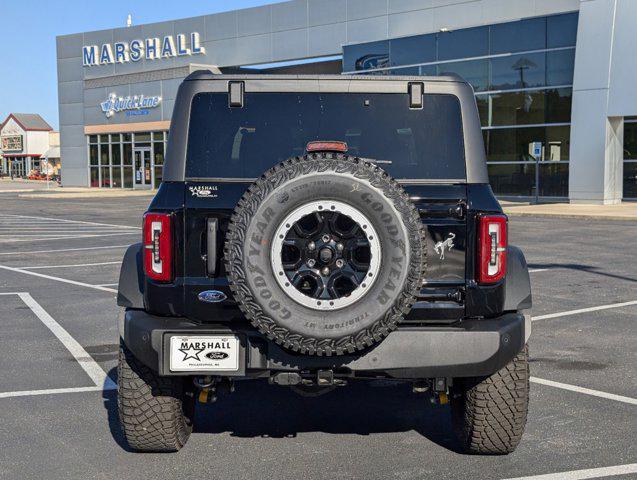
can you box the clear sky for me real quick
[0,0,279,130]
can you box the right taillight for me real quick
[477,214,507,284]
[143,212,173,282]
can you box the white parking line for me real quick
[0,292,117,399]
[502,463,637,480]
[0,213,141,229]
[0,232,139,243]
[0,385,116,400]
[20,261,122,270]
[530,377,637,406]
[529,268,549,273]
[0,245,130,255]
[532,300,637,321]
[0,265,117,293]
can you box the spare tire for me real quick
[225,153,426,356]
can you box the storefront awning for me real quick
[43,147,60,159]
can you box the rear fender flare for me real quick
[117,243,144,310]
[504,245,532,341]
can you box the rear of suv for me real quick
[117,72,532,454]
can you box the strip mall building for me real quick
[56,0,637,203]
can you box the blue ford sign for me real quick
[83,32,205,67]
[197,290,228,304]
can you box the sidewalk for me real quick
[18,188,156,199]
[501,201,637,221]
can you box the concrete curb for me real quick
[504,211,637,221]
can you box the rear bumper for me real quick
[120,310,527,379]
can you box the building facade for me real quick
[0,114,59,178]
[56,0,637,203]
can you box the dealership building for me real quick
[56,0,637,203]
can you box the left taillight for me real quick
[477,214,507,284]
[143,212,173,282]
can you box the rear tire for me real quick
[117,341,194,452]
[451,345,530,455]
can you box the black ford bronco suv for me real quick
[116,72,532,454]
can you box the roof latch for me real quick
[408,82,424,109]
[228,81,244,108]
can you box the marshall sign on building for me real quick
[56,0,637,203]
[82,32,205,66]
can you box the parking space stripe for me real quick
[0,265,117,293]
[529,268,549,273]
[502,463,637,480]
[20,261,122,270]
[0,213,141,229]
[532,300,637,321]
[15,293,117,390]
[0,232,140,243]
[0,385,116,400]
[0,245,131,255]
[530,377,637,405]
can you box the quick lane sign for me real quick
[100,93,162,118]
[83,32,205,66]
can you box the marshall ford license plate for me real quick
[169,335,239,372]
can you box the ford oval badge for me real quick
[198,290,227,303]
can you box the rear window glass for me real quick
[186,92,465,180]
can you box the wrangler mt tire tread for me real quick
[452,345,530,455]
[117,342,193,452]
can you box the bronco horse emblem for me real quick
[434,233,456,260]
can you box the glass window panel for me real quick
[388,66,420,75]
[154,166,163,186]
[100,144,110,165]
[187,92,466,180]
[490,17,546,55]
[437,26,488,61]
[134,132,151,142]
[90,167,99,187]
[89,145,98,166]
[488,163,536,196]
[490,52,546,90]
[438,59,488,92]
[343,40,390,71]
[99,134,109,143]
[547,13,579,48]
[484,127,545,162]
[539,163,568,197]
[545,126,570,162]
[112,143,122,166]
[490,91,546,127]
[390,34,436,66]
[122,133,132,142]
[545,88,572,124]
[123,167,133,188]
[100,167,110,187]
[110,134,121,142]
[476,95,489,127]
[624,162,637,198]
[89,135,98,144]
[111,167,122,188]
[624,123,637,159]
[152,131,164,141]
[123,144,133,165]
[547,49,575,86]
[419,64,437,76]
[153,142,165,165]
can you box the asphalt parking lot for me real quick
[0,193,635,480]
